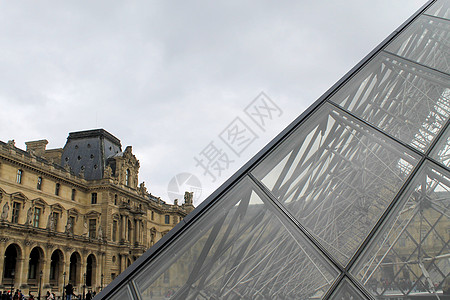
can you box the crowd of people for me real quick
[1,289,28,300]
[0,286,98,300]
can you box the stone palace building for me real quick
[0,129,194,297]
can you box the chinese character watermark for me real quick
[194,92,282,183]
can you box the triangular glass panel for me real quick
[426,0,450,19]
[352,161,450,299]
[430,120,450,167]
[130,177,338,299]
[252,103,420,265]
[329,278,369,300]
[329,51,450,153]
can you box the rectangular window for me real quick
[113,220,118,241]
[33,207,41,227]
[16,169,23,184]
[11,202,20,223]
[89,219,97,238]
[165,215,170,224]
[151,211,154,220]
[37,176,42,190]
[91,192,97,204]
[55,183,60,196]
[71,189,76,201]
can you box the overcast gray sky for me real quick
[0,1,426,205]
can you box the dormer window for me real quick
[125,169,130,186]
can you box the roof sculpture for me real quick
[97,0,450,299]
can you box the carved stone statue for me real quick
[47,213,55,230]
[79,168,85,179]
[138,182,148,196]
[65,217,73,234]
[83,218,88,237]
[1,202,9,220]
[104,165,113,178]
[98,225,103,240]
[184,191,194,205]
[150,227,156,245]
[26,206,33,225]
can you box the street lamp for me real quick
[101,274,104,291]
[38,270,43,300]
[83,273,86,300]
[62,271,66,300]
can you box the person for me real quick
[65,283,74,300]
[46,291,54,300]
[85,291,92,300]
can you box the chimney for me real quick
[25,140,48,157]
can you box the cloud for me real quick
[0,0,426,203]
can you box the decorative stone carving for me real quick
[184,191,193,205]
[47,213,55,231]
[65,217,74,235]
[25,206,33,226]
[98,225,103,240]
[1,202,9,220]
[138,182,148,196]
[104,165,113,178]
[83,218,88,237]
[150,227,156,245]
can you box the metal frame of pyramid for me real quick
[96,0,450,298]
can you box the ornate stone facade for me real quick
[0,129,194,297]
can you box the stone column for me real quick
[0,241,6,282]
[135,219,140,246]
[120,215,126,242]
[14,258,25,291]
[42,258,50,292]
[79,260,86,295]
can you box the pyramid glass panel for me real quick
[430,119,450,167]
[329,278,369,300]
[110,285,134,300]
[386,15,450,74]
[252,103,420,265]
[426,0,450,19]
[132,178,339,299]
[96,1,450,299]
[352,161,450,299]
[330,52,450,152]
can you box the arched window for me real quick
[125,169,130,186]
[3,244,18,279]
[28,248,41,279]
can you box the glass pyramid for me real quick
[97,1,450,299]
